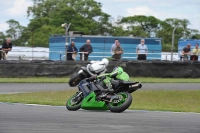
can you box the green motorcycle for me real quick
[66,71,142,113]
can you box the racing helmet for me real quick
[113,66,123,73]
[101,58,109,67]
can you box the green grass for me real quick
[0,90,200,113]
[0,77,200,83]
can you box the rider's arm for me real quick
[97,71,118,79]
[109,70,122,78]
[97,73,110,79]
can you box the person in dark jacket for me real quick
[180,43,191,61]
[79,39,93,61]
[67,41,78,60]
[1,38,13,60]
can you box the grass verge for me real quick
[0,77,200,83]
[0,90,200,113]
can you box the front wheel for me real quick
[107,92,132,113]
[69,73,84,87]
[66,92,83,111]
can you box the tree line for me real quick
[0,0,199,51]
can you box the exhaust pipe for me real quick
[128,82,142,93]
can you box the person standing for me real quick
[67,41,78,60]
[79,39,93,61]
[111,39,118,58]
[190,43,200,61]
[136,39,148,60]
[1,38,13,60]
[113,42,124,59]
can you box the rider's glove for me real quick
[85,78,90,82]
[89,75,97,81]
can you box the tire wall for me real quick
[0,60,200,78]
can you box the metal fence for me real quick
[1,47,181,61]
[1,46,200,61]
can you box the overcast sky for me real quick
[0,0,200,33]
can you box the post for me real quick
[64,23,71,61]
[82,53,85,61]
[171,25,178,61]
[60,51,62,60]
[32,31,34,60]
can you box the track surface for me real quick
[0,83,200,133]
[0,103,200,133]
[0,83,200,94]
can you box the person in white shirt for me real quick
[136,39,148,60]
[190,43,200,61]
[111,39,118,58]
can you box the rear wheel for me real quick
[69,73,84,87]
[107,92,132,113]
[66,92,83,111]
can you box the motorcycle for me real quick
[69,58,109,87]
[66,74,142,113]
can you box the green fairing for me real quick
[97,70,130,88]
[81,92,108,110]
[116,72,129,81]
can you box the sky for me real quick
[0,0,200,33]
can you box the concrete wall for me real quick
[0,60,200,78]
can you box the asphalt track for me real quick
[0,103,200,133]
[0,83,200,94]
[0,83,200,133]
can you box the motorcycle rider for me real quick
[89,66,129,100]
[69,58,109,87]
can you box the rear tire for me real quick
[66,93,83,111]
[69,73,84,87]
[107,92,132,113]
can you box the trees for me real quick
[25,0,111,47]
[0,32,6,45]
[5,19,26,46]
[120,15,162,37]
[1,0,200,50]
[157,18,199,51]
[118,16,200,51]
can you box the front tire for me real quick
[107,92,132,113]
[69,73,84,87]
[66,93,83,111]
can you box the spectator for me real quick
[79,39,93,61]
[190,43,200,61]
[111,39,119,57]
[136,39,148,60]
[113,42,124,59]
[67,41,78,60]
[1,38,13,60]
[180,43,191,61]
